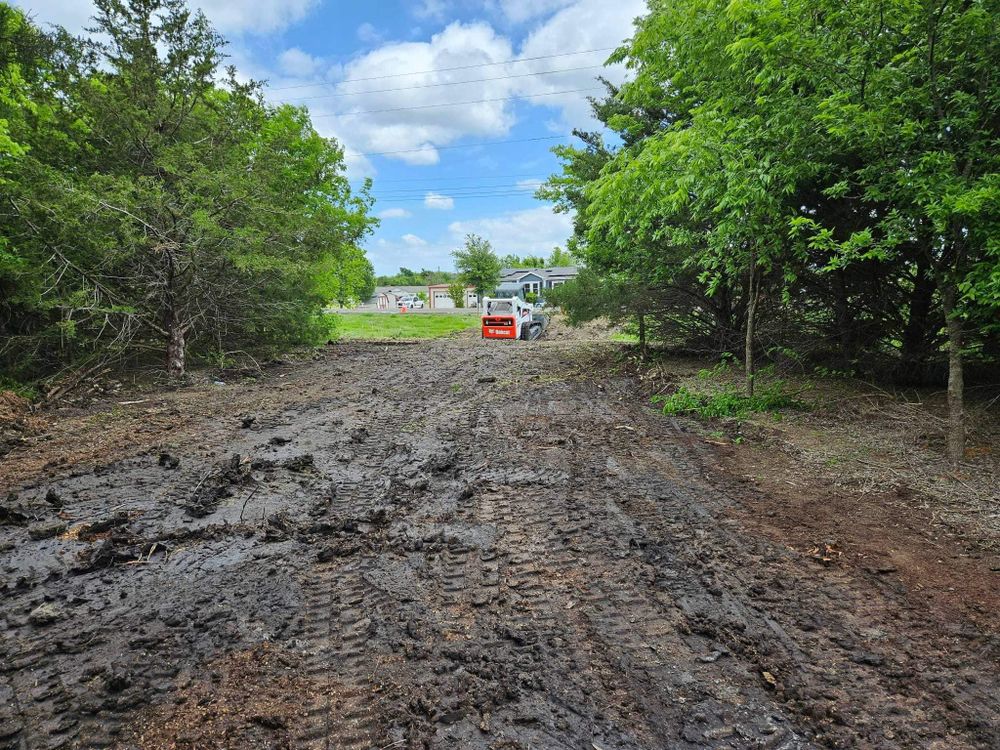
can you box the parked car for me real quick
[396,295,424,309]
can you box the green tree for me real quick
[547,247,574,266]
[447,281,466,308]
[499,253,546,268]
[453,234,501,307]
[545,0,999,463]
[1,0,375,381]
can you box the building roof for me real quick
[499,266,579,281]
[374,285,425,295]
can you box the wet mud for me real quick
[1,328,998,749]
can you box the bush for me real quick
[653,382,802,420]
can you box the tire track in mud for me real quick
[3,332,999,749]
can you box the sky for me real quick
[14,0,648,275]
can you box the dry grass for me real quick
[608,350,1000,550]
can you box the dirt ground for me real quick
[1,319,998,750]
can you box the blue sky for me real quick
[16,0,647,275]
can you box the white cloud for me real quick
[14,0,94,33]
[496,0,576,23]
[402,233,428,246]
[379,208,413,219]
[278,47,322,78]
[511,0,645,127]
[365,205,576,275]
[413,0,448,21]
[448,205,572,256]
[425,192,455,210]
[356,22,383,44]
[316,22,515,166]
[14,0,319,35]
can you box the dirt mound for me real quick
[0,390,30,425]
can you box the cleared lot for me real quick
[1,321,998,749]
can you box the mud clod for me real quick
[281,453,315,473]
[158,452,180,469]
[28,519,66,540]
[28,602,64,625]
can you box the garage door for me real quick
[433,292,455,309]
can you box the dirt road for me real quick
[2,325,998,749]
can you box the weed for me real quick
[0,376,40,401]
[697,352,737,380]
[653,381,803,420]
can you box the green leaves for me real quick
[453,234,502,300]
[0,0,376,380]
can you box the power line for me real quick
[266,47,616,93]
[351,172,547,183]
[379,187,546,198]
[377,192,550,202]
[278,64,604,103]
[377,183,543,196]
[311,87,601,119]
[379,191,541,200]
[347,134,567,158]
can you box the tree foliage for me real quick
[544,0,999,462]
[0,0,375,381]
[453,234,502,303]
[376,267,456,286]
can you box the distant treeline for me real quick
[375,248,576,287]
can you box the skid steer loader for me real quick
[481,296,547,341]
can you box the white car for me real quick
[396,295,424,309]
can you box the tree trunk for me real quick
[900,256,936,377]
[833,269,853,368]
[166,316,186,378]
[941,283,965,465]
[637,312,647,360]
[745,258,758,397]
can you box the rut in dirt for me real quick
[1,329,998,750]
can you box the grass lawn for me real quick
[331,312,481,340]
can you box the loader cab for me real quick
[482,297,527,339]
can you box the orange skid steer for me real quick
[481,297,547,341]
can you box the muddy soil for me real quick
[1,322,998,750]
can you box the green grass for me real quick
[610,331,640,343]
[653,382,803,420]
[330,312,480,340]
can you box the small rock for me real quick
[29,603,64,626]
[250,714,287,730]
[477,376,497,384]
[28,520,66,540]
[282,454,315,473]
[241,415,256,429]
[44,488,63,507]
[158,452,180,470]
[270,436,292,446]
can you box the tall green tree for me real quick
[547,0,999,462]
[453,234,502,306]
[1,0,375,380]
